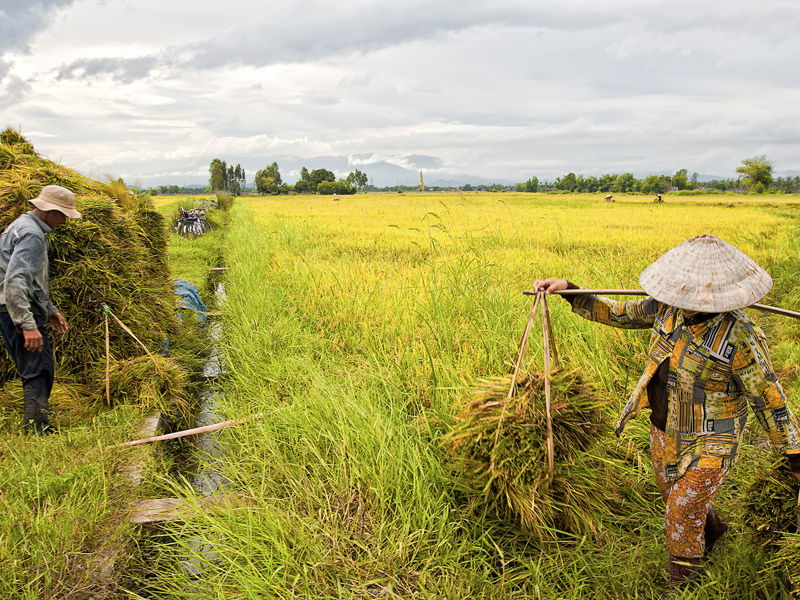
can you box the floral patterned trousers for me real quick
[650,425,731,558]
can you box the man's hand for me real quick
[49,312,68,334]
[23,328,43,352]
[792,472,800,484]
[533,279,569,294]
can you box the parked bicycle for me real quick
[173,203,211,238]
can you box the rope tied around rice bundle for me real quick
[499,292,559,484]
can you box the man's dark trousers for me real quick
[0,312,54,432]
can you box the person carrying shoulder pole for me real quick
[534,234,800,590]
[0,185,82,434]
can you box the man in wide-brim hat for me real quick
[535,234,800,589]
[0,185,82,434]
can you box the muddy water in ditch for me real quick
[190,285,228,495]
[180,282,228,577]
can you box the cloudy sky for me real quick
[2,0,800,187]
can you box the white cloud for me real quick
[2,0,800,186]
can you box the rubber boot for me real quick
[23,388,50,434]
[668,555,702,589]
[704,505,728,555]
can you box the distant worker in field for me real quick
[605,194,613,202]
[333,193,339,201]
[656,193,663,203]
[534,234,800,590]
[0,185,81,434]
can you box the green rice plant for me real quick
[135,194,800,599]
[0,406,150,599]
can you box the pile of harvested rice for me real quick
[0,128,191,421]
[740,455,799,592]
[0,379,98,423]
[94,355,192,422]
[443,368,656,538]
[775,532,800,595]
[741,456,799,545]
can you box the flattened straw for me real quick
[541,292,555,483]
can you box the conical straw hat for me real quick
[639,234,772,312]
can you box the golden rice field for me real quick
[139,191,800,599]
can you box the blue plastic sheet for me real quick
[174,278,208,325]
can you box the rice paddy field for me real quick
[134,191,800,599]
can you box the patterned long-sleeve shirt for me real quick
[569,293,800,480]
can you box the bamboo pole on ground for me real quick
[109,413,263,449]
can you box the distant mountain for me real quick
[163,153,516,188]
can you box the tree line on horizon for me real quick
[149,155,800,196]
[196,159,369,196]
[520,156,798,195]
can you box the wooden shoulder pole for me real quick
[522,289,800,320]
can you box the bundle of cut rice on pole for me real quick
[443,292,655,539]
[742,455,800,545]
[741,455,800,592]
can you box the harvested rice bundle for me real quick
[775,532,800,595]
[95,355,192,422]
[444,368,614,537]
[741,455,799,545]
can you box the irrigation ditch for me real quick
[121,272,236,593]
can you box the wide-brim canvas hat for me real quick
[639,234,772,312]
[29,185,82,219]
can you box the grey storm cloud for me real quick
[0,0,78,53]
[5,0,800,187]
[56,55,159,83]
[0,74,32,110]
[45,0,800,91]
[48,1,621,84]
